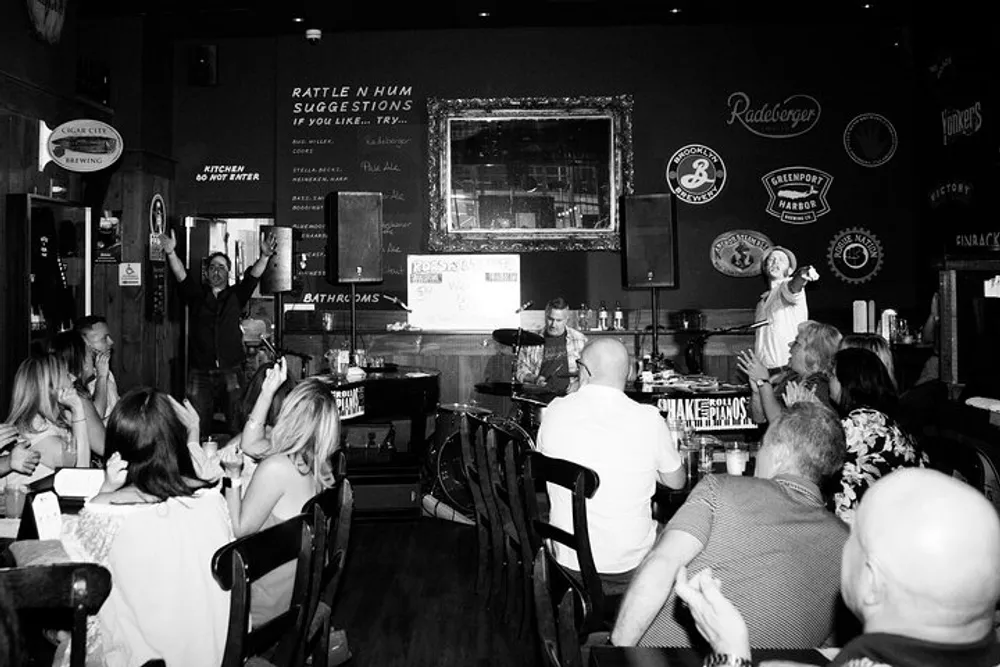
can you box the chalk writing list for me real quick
[277,75,422,307]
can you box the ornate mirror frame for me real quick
[428,94,633,252]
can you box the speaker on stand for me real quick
[324,192,384,361]
[620,194,678,362]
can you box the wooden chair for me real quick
[522,450,606,634]
[460,412,504,605]
[532,546,587,667]
[483,414,535,636]
[212,513,325,667]
[301,477,355,667]
[0,563,111,667]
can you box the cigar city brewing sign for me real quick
[725,91,821,138]
[656,395,756,431]
[45,120,123,173]
[710,230,773,278]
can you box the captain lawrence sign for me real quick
[656,395,757,431]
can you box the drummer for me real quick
[515,297,588,394]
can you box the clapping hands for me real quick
[101,452,128,493]
[168,396,201,444]
[674,566,750,659]
[782,380,820,407]
[736,349,769,384]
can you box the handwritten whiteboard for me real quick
[407,254,520,330]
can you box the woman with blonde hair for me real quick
[220,375,341,623]
[3,353,102,487]
[738,319,842,423]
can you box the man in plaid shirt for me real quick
[515,297,588,394]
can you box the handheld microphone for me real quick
[515,300,534,314]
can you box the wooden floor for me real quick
[332,517,540,667]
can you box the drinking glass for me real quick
[725,442,750,476]
[4,485,27,519]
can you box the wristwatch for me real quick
[753,378,767,388]
[222,477,242,490]
[703,654,752,667]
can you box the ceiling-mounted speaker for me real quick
[188,44,218,86]
[620,194,678,288]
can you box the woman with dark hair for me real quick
[60,387,232,667]
[829,347,928,523]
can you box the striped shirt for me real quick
[640,473,848,649]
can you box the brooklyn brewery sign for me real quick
[726,91,821,139]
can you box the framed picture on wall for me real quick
[427,94,633,252]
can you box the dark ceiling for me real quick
[79,0,932,38]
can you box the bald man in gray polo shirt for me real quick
[611,402,849,649]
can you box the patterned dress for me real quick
[833,408,928,524]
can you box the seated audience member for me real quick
[674,468,1000,667]
[74,315,120,422]
[48,331,108,456]
[610,402,848,649]
[840,332,897,390]
[2,354,98,490]
[220,376,341,624]
[228,357,296,461]
[828,348,927,524]
[60,387,233,667]
[537,338,685,595]
[738,320,841,424]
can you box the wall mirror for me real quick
[428,95,633,252]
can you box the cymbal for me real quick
[474,381,523,397]
[492,328,544,347]
[439,403,492,416]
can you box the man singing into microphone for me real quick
[515,297,588,393]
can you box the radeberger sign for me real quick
[46,119,123,173]
[656,395,756,431]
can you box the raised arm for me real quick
[159,229,188,283]
[240,358,287,454]
[248,231,278,279]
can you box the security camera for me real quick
[305,28,322,44]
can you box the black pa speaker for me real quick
[620,194,678,288]
[325,192,383,284]
[187,44,218,86]
[259,226,294,294]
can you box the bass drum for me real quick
[426,430,474,517]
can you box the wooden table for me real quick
[589,646,831,666]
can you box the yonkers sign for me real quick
[941,101,983,146]
[726,92,821,139]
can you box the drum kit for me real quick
[426,327,569,516]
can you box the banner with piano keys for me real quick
[657,395,757,431]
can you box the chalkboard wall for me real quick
[173,24,918,320]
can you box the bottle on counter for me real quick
[613,301,625,331]
[598,301,609,331]
[381,425,397,453]
[577,303,589,331]
[585,303,596,331]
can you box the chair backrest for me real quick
[461,412,502,533]
[0,563,111,667]
[485,415,533,549]
[522,450,603,629]
[925,423,1000,514]
[212,513,322,667]
[532,547,587,667]
[303,478,355,612]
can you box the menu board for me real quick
[407,254,520,331]
[276,77,422,309]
